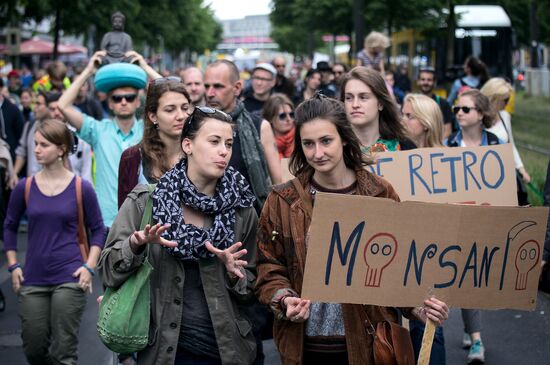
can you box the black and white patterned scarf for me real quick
[152,158,255,261]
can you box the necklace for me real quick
[39,172,70,196]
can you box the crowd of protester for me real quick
[0,29,548,365]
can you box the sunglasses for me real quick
[111,94,138,103]
[278,112,295,121]
[274,64,285,68]
[152,76,181,85]
[182,106,232,135]
[452,106,478,114]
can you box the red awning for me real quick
[18,39,86,55]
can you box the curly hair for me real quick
[141,80,190,179]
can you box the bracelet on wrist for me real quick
[82,263,95,276]
[8,263,21,273]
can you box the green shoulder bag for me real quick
[97,184,156,353]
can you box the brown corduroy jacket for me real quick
[256,168,414,365]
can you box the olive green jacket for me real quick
[98,185,258,365]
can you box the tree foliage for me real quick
[270,0,550,56]
[1,0,222,54]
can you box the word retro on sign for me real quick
[301,193,548,311]
[281,144,517,205]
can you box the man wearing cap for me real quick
[316,61,337,98]
[58,50,160,227]
[417,66,455,138]
[243,62,277,117]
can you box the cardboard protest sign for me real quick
[301,193,548,310]
[280,144,517,205]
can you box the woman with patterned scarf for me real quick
[98,107,259,365]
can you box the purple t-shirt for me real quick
[3,176,105,286]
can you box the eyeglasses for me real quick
[452,106,477,114]
[111,94,138,103]
[273,64,285,68]
[333,71,344,75]
[152,76,181,85]
[278,112,295,121]
[252,76,274,82]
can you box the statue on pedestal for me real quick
[100,11,133,65]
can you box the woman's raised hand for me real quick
[130,223,177,248]
[205,241,248,279]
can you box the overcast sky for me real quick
[208,0,271,20]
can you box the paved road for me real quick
[1,232,549,364]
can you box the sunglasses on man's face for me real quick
[111,94,138,103]
[278,112,295,121]
[452,106,477,114]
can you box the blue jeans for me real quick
[409,319,446,365]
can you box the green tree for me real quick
[1,0,221,58]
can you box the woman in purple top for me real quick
[3,119,105,365]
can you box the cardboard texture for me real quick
[301,193,548,311]
[280,144,517,205]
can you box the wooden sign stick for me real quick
[417,319,436,365]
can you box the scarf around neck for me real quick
[229,100,271,208]
[275,127,295,159]
[152,158,255,261]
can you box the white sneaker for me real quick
[467,340,485,363]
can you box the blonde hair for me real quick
[364,31,390,50]
[403,94,444,147]
[480,77,513,110]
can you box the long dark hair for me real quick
[340,67,409,141]
[141,80,190,178]
[289,95,370,176]
[465,56,489,85]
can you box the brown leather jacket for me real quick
[256,168,412,365]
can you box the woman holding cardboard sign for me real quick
[255,94,449,365]
[445,89,500,364]
[402,93,449,365]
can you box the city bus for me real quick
[390,5,515,85]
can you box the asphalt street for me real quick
[1,232,549,364]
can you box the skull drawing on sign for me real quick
[363,233,398,287]
[514,240,540,290]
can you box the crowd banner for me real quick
[301,193,548,311]
[280,144,517,206]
